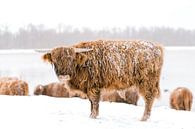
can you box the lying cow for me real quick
[35,77,139,105]
[170,87,193,111]
[43,40,164,121]
[34,83,69,97]
[0,77,29,95]
[101,87,139,105]
[34,81,88,99]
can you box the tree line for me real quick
[0,24,195,49]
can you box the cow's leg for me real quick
[184,97,191,111]
[174,101,180,110]
[87,87,100,119]
[188,98,193,111]
[141,91,155,121]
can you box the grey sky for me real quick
[0,0,194,31]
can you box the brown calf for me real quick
[170,87,193,111]
[0,77,29,95]
[34,82,87,99]
[101,87,139,105]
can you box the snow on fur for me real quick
[43,39,164,121]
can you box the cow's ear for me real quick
[42,52,52,63]
[76,53,88,65]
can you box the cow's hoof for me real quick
[90,113,97,119]
[140,115,149,121]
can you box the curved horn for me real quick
[35,49,51,53]
[74,48,93,53]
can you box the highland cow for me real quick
[170,87,193,111]
[43,40,164,121]
[0,77,29,95]
[34,81,88,99]
[101,87,139,105]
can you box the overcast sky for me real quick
[0,0,194,32]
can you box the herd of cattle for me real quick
[0,40,194,121]
[0,76,193,111]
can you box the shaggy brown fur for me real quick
[34,83,69,97]
[170,87,193,111]
[43,40,164,121]
[34,82,88,99]
[0,77,29,95]
[101,87,139,105]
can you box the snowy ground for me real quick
[0,96,195,129]
[0,47,195,129]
